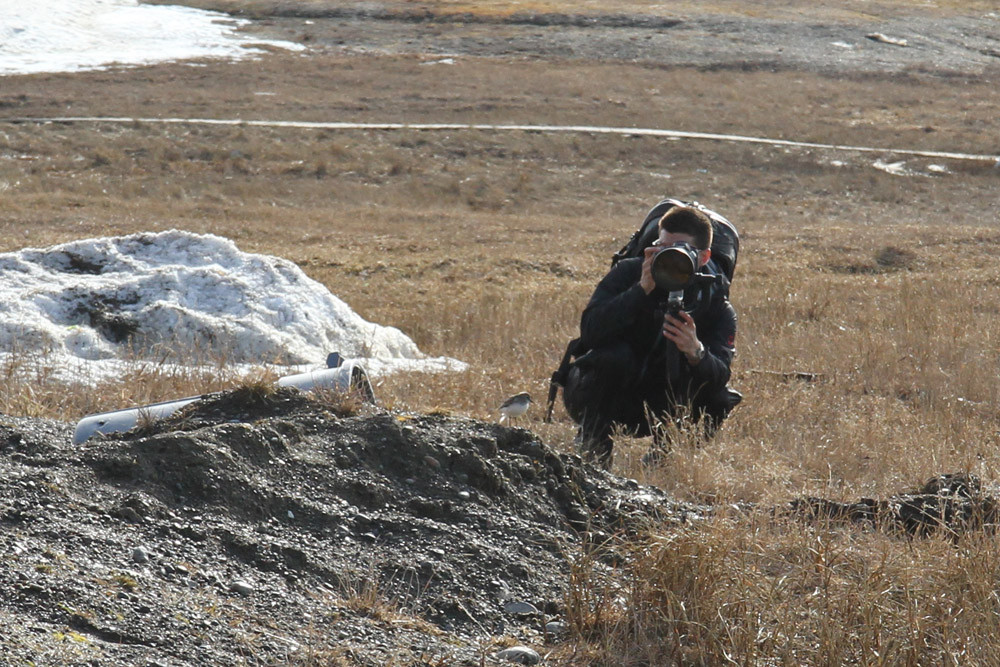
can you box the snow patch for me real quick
[0,0,303,76]
[0,230,465,383]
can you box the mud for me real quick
[234,4,1000,76]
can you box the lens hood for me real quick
[650,244,698,292]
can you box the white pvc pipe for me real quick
[72,360,374,444]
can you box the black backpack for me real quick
[612,198,739,281]
[544,199,740,422]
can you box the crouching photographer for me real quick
[560,204,741,468]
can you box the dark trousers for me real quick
[563,341,738,466]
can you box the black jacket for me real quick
[579,257,736,402]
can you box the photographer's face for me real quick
[655,230,711,268]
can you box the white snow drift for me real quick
[0,230,464,382]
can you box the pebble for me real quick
[119,507,142,523]
[503,601,539,615]
[496,646,541,665]
[230,580,255,596]
[423,455,441,469]
[545,621,567,635]
[132,546,150,564]
[457,490,471,500]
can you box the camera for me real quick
[651,241,700,289]
[650,242,710,316]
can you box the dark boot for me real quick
[641,423,674,467]
[576,407,615,470]
[581,434,614,470]
[693,387,743,438]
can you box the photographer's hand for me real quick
[663,311,705,365]
[640,246,658,295]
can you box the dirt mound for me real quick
[0,387,696,665]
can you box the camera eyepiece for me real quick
[650,243,700,293]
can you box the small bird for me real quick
[498,392,532,424]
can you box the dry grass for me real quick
[562,514,1000,665]
[2,40,1000,664]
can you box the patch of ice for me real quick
[873,159,919,176]
[0,230,466,384]
[0,0,304,76]
[872,160,952,177]
[866,33,908,47]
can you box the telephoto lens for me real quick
[650,244,698,292]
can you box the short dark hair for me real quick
[659,206,713,250]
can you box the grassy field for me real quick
[2,3,1000,661]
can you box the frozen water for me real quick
[0,0,303,76]
[0,230,465,384]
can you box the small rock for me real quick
[287,510,295,519]
[118,507,142,523]
[458,490,471,500]
[503,601,539,615]
[230,580,254,596]
[423,455,441,469]
[496,646,541,665]
[491,579,512,600]
[545,621,567,635]
[132,547,150,564]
